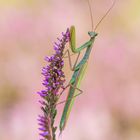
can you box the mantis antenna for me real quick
[94,0,116,31]
[87,0,94,31]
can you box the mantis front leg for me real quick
[70,26,92,53]
[63,49,80,71]
[63,26,92,71]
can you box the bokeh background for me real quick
[0,0,140,140]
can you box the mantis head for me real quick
[88,31,98,38]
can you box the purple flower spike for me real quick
[37,28,70,140]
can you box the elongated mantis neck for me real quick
[75,34,97,69]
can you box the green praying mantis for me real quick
[59,0,116,134]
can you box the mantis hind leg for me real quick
[57,84,83,106]
[59,83,83,133]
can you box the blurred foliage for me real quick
[0,83,21,111]
[0,0,48,8]
[112,110,140,140]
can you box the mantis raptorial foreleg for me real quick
[70,26,92,53]
[63,51,76,58]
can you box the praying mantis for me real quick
[59,0,116,134]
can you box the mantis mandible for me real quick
[59,0,116,133]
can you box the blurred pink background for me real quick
[0,0,140,140]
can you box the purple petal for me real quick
[38,115,45,119]
[54,45,59,50]
[62,32,65,36]
[38,127,46,131]
[37,118,45,123]
[54,42,59,46]
[38,122,45,126]
[39,131,49,137]
[37,92,46,97]
[57,37,62,42]
[44,56,51,62]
